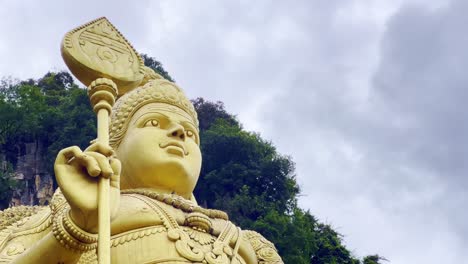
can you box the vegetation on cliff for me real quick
[0,56,385,264]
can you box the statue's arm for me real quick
[242,230,284,264]
[12,232,81,264]
[1,199,88,263]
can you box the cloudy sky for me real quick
[1,0,466,263]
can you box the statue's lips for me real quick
[159,141,187,157]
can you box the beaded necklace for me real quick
[121,189,229,220]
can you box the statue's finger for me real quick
[85,152,113,179]
[73,152,101,177]
[85,141,114,157]
[56,146,82,165]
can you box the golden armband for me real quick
[52,208,97,252]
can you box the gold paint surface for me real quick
[61,17,144,96]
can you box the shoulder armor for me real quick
[243,230,283,264]
[0,206,51,263]
[0,206,43,231]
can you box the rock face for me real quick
[8,141,54,206]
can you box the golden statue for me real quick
[0,18,283,263]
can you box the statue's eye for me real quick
[186,130,194,138]
[144,119,159,127]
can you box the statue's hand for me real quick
[54,142,121,233]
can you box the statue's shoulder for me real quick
[0,205,52,263]
[242,230,283,264]
[0,206,45,232]
[0,188,69,262]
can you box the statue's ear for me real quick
[190,193,198,205]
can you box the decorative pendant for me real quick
[185,212,213,233]
[182,227,215,245]
[168,228,205,262]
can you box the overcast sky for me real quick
[1,0,465,263]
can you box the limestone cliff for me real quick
[6,141,54,207]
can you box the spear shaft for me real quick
[60,17,143,262]
[88,78,118,264]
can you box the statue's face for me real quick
[116,102,201,199]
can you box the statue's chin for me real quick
[121,159,198,198]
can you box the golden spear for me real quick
[60,17,144,263]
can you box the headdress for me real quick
[109,69,199,148]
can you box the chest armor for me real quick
[0,192,282,263]
[78,193,248,264]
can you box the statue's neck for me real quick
[119,171,193,201]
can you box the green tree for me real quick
[141,54,174,82]
[192,98,239,131]
[0,96,22,146]
[195,118,299,215]
[0,72,95,186]
[250,208,319,264]
[311,223,360,264]
[363,255,387,264]
[0,162,18,209]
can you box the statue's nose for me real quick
[167,123,185,141]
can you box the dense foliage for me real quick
[0,163,17,208]
[0,56,385,263]
[141,54,174,82]
[0,73,97,183]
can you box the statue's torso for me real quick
[0,191,281,264]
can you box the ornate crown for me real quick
[109,75,199,148]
